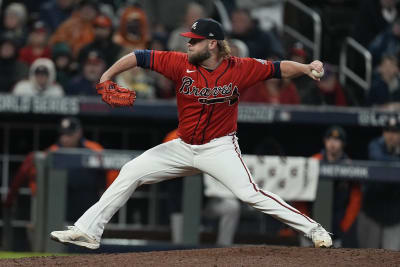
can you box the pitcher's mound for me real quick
[2,245,399,266]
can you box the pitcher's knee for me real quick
[119,159,137,175]
[119,156,150,177]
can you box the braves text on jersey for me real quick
[135,50,281,145]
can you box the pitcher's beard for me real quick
[188,49,211,65]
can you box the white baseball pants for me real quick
[75,135,319,242]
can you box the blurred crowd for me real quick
[0,0,399,108]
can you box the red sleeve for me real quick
[5,152,36,207]
[18,47,29,64]
[235,57,280,91]
[150,51,186,82]
[334,82,347,106]
[281,83,300,104]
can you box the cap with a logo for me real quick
[180,18,224,40]
[324,125,346,142]
[59,117,82,135]
[34,65,49,75]
[384,117,400,132]
[85,50,105,65]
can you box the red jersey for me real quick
[136,50,280,145]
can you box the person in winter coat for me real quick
[12,57,64,96]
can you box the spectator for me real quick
[289,42,308,65]
[359,117,400,250]
[302,64,347,106]
[116,66,156,99]
[353,0,400,47]
[241,78,301,105]
[49,0,98,58]
[230,8,284,59]
[113,8,156,99]
[52,42,76,89]
[369,19,400,67]
[113,5,150,52]
[168,2,206,52]
[1,2,29,47]
[288,42,314,100]
[39,0,75,33]
[229,38,249,58]
[4,117,106,222]
[368,54,400,106]
[66,50,106,96]
[233,39,297,105]
[78,14,123,68]
[313,126,361,248]
[148,34,175,99]
[12,58,64,97]
[0,35,28,93]
[18,21,51,66]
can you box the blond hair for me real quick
[217,40,231,59]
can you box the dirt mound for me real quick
[1,246,399,266]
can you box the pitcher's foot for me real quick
[50,226,100,249]
[308,225,332,248]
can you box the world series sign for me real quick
[204,156,320,201]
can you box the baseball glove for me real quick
[96,80,136,108]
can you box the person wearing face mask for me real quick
[113,5,150,52]
[12,57,64,96]
[49,0,98,58]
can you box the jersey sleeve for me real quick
[236,57,281,89]
[134,50,186,82]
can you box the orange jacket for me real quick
[113,7,150,50]
[49,12,95,57]
[163,129,179,143]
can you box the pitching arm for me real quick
[280,60,324,80]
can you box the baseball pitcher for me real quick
[51,18,332,249]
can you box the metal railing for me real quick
[283,0,322,59]
[339,37,372,91]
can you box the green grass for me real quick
[0,251,69,259]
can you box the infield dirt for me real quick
[1,245,399,266]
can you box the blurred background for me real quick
[0,0,400,253]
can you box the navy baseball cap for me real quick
[59,117,82,135]
[180,18,225,40]
[324,126,346,142]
